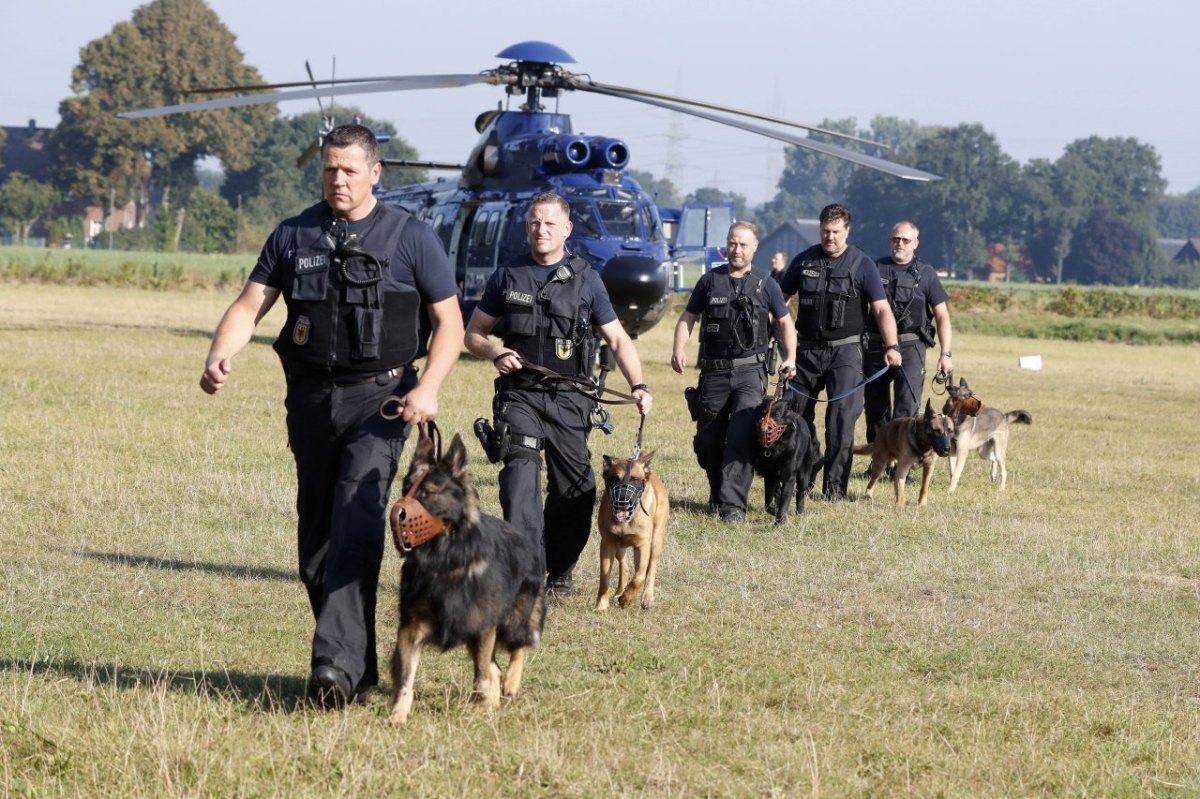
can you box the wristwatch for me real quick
[885,344,900,352]
[941,351,953,357]
[631,383,650,394]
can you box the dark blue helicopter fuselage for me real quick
[376,110,672,337]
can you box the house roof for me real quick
[1,121,52,183]
[1159,237,1200,263]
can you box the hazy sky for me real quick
[4,0,1197,206]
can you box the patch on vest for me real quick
[506,290,534,306]
[295,253,329,273]
[802,268,821,278]
[293,314,311,346]
[880,278,891,285]
[555,338,574,360]
[705,323,721,333]
[708,296,729,305]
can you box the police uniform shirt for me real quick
[685,266,790,359]
[250,201,457,309]
[779,243,888,306]
[864,257,949,336]
[477,254,618,328]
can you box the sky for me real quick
[4,0,1198,207]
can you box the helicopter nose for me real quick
[600,255,671,337]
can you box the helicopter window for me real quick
[597,201,639,239]
[640,204,664,242]
[470,213,489,246]
[568,200,603,239]
[484,211,501,246]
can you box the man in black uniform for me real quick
[464,192,652,597]
[779,203,901,501]
[671,221,796,523]
[199,125,463,708]
[863,220,954,443]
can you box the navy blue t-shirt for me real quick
[780,244,887,304]
[477,254,618,328]
[249,201,457,304]
[686,266,790,358]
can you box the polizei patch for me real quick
[802,269,821,278]
[296,253,329,273]
[505,290,534,306]
[292,314,311,346]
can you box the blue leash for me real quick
[786,365,889,403]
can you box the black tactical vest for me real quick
[700,269,770,356]
[792,250,866,341]
[876,257,926,335]
[500,255,591,377]
[273,204,423,372]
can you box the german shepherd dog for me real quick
[753,391,822,524]
[853,399,954,509]
[595,452,670,610]
[941,377,1033,492]
[387,433,546,726]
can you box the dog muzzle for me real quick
[758,398,788,449]
[607,479,645,524]
[389,470,451,552]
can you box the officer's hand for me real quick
[633,388,653,416]
[670,351,686,374]
[884,348,903,368]
[397,383,438,425]
[200,358,232,395]
[937,354,953,376]
[494,351,521,374]
[778,360,796,380]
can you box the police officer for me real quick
[864,220,953,443]
[671,221,796,523]
[464,192,651,597]
[199,125,463,709]
[779,203,900,501]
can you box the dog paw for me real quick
[640,596,655,610]
[387,711,408,726]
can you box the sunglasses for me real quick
[890,236,914,244]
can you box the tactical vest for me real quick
[273,204,424,372]
[792,250,866,341]
[700,269,770,356]
[500,255,591,378]
[877,257,926,335]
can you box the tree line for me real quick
[2,0,1198,288]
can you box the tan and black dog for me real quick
[854,400,954,509]
[595,451,670,611]
[941,377,1033,492]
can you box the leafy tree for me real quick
[1063,208,1161,286]
[0,172,60,242]
[49,0,274,224]
[178,188,237,253]
[628,169,681,208]
[222,108,423,232]
[685,186,749,223]
[1157,191,1200,238]
[0,128,6,172]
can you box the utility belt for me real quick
[697,352,766,373]
[866,331,922,346]
[796,334,861,350]
[497,370,585,392]
[284,363,411,388]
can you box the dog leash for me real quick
[501,357,643,406]
[786,365,888,403]
[389,421,449,553]
[609,415,648,517]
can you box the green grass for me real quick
[2,284,1200,796]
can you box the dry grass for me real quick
[2,284,1200,797]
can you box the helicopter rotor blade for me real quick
[575,82,940,182]
[118,74,492,119]
[380,159,465,171]
[583,80,888,151]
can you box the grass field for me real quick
[2,283,1200,796]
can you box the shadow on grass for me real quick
[78,549,294,582]
[0,657,321,713]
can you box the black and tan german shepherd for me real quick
[854,399,954,509]
[942,377,1033,492]
[595,452,670,611]
[753,390,822,524]
[387,433,546,726]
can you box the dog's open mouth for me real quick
[614,509,634,524]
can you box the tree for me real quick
[1062,208,1160,286]
[0,173,60,242]
[178,188,237,253]
[627,169,681,208]
[1157,189,1200,238]
[685,186,749,223]
[49,0,275,224]
[222,108,423,232]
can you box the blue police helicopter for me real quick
[119,41,939,336]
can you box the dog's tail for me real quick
[852,442,873,456]
[1006,410,1033,425]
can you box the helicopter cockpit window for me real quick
[640,204,664,242]
[469,213,489,246]
[597,201,639,239]
[568,200,603,239]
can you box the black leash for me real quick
[609,414,648,517]
[504,358,642,405]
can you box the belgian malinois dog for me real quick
[941,377,1033,492]
[387,433,546,725]
[595,452,670,611]
[854,399,954,509]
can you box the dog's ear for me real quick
[602,454,614,474]
[638,450,656,473]
[959,377,971,394]
[443,434,470,481]
[924,399,934,419]
[412,434,435,467]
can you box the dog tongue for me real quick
[616,510,632,523]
